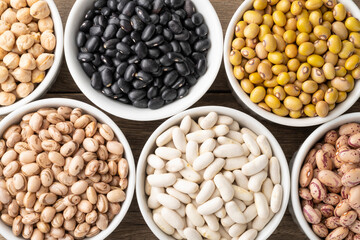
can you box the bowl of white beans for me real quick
[136,106,290,240]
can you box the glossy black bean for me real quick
[150,14,160,24]
[85,36,100,53]
[98,64,114,72]
[116,52,128,61]
[141,24,156,42]
[118,96,131,104]
[118,79,132,94]
[85,10,95,20]
[156,25,163,34]
[124,64,137,82]
[122,36,133,46]
[194,39,211,52]
[186,75,197,86]
[153,67,163,77]
[159,11,171,25]
[184,18,195,29]
[91,72,102,90]
[100,68,113,87]
[152,0,164,14]
[167,52,184,62]
[162,88,177,101]
[128,89,146,102]
[131,15,145,31]
[132,79,148,89]
[140,59,159,73]
[116,28,127,38]
[117,0,130,12]
[108,17,120,26]
[135,6,151,23]
[113,58,122,67]
[107,0,117,10]
[111,81,121,95]
[168,20,182,34]
[184,0,195,17]
[196,58,206,76]
[119,14,130,21]
[81,63,96,77]
[170,0,184,8]
[116,62,128,75]
[78,52,94,62]
[196,24,208,37]
[176,9,187,19]
[175,62,190,76]
[98,15,107,27]
[89,25,104,37]
[180,41,191,56]
[148,97,164,109]
[148,48,161,59]
[102,24,117,40]
[137,0,152,9]
[101,55,113,66]
[153,78,163,88]
[99,44,106,54]
[145,35,164,47]
[127,55,140,64]
[105,49,117,58]
[192,13,204,26]
[116,42,131,55]
[122,1,136,16]
[188,30,198,45]
[174,30,189,41]
[159,43,172,53]
[159,55,174,67]
[172,14,181,23]
[102,87,114,97]
[164,70,178,86]
[103,39,119,49]
[163,66,174,72]
[162,28,173,42]
[147,86,159,99]
[76,32,87,48]
[185,57,195,73]
[191,52,205,62]
[101,7,111,17]
[134,42,148,59]
[133,99,148,108]
[80,20,92,32]
[130,31,142,43]
[120,19,132,32]
[92,54,102,67]
[171,76,185,89]
[135,70,153,82]
[94,0,106,8]
[177,85,189,98]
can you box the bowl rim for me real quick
[136,105,290,240]
[0,0,64,116]
[64,0,223,121]
[290,112,360,240]
[223,0,360,127]
[0,98,136,240]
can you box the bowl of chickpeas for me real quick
[224,0,360,127]
[0,0,64,115]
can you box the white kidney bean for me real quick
[173,179,199,194]
[196,180,215,205]
[270,184,283,213]
[161,207,185,230]
[197,197,223,215]
[203,214,219,231]
[156,127,175,147]
[233,185,254,202]
[252,211,275,231]
[262,178,274,203]
[172,127,187,153]
[180,116,192,135]
[254,192,270,219]
[248,171,268,192]
[241,155,268,176]
[256,135,272,159]
[185,141,198,165]
[224,156,248,171]
[193,152,214,171]
[223,171,235,183]
[197,225,221,240]
[155,147,181,160]
[165,158,184,172]
[238,229,258,240]
[166,187,191,204]
[147,173,176,188]
[203,158,225,180]
[229,223,247,238]
[185,203,204,227]
[156,193,181,210]
[147,154,165,170]
[199,112,218,130]
[186,130,215,143]
[176,203,186,217]
[212,125,229,138]
[153,212,175,235]
[214,173,234,202]
[213,144,244,158]
[199,138,217,154]
[183,227,202,240]
[225,201,247,224]
[217,136,238,145]
[234,170,249,190]
[269,157,281,185]
[179,164,202,183]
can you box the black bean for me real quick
[116,62,128,75]
[120,19,132,32]
[118,96,131,104]
[184,18,195,29]
[148,97,164,109]
[100,68,113,87]
[159,55,174,67]
[168,20,182,34]
[167,52,184,62]
[174,30,189,41]
[196,23,208,37]
[99,44,106,54]
[184,0,195,17]
[162,88,177,101]
[163,28,173,41]
[137,0,152,9]
[194,39,211,52]
[170,41,181,53]
[131,15,145,31]
[127,55,140,64]
[91,72,102,90]
[177,85,189,98]
[122,1,136,16]
[98,64,114,72]
[132,79,148,89]
[92,54,102,67]
[102,87,114,97]
[122,35,133,45]
[172,76,186,89]
[140,59,159,73]
[175,9,187,19]
[156,25,163,34]
[163,66,174,72]
[116,42,131,55]
[153,78,163,88]
[117,78,132,93]
[135,6,151,23]
[159,11,171,25]
[172,14,181,23]
[105,49,117,57]
[89,25,104,37]
[76,32,87,48]
[136,70,153,82]
[85,36,100,53]
[180,41,191,56]
[152,0,164,14]
[145,35,164,47]
[164,70,178,86]
[101,55,113,66]
[186,75,197,86]
[192,52,205,62]
[81,63,96,77]
[101,7,111,17]
[107,0,117,10]
[185,57,195,73]
[153,67,163,77]
[98,15,107,27]
[147,86,159,99]
[113,58,122,67]
[78,52,94,62]
[113,94,124,100]
[116,52,128,61]
[192,12,204,26]
[116,28,127,38]
[124,64,137,82]
[150,14,160,24]
[117,0,130,12]
[108,17,120,26]
[111,81,122,95]
[93,15,100,25]
[130,31,142,43]
[80,20,92,32]
[134,42,148,59]
[85,9,96,20]
[103,25,117,40]
[94,0,106,9]
[133,99,148,108]
[141,24,156,42]
[119,14,130,21]
[103,39,120,49]
[196,58,206,76]
[188,30,198,44]
[170,0,184,9]
[148,48,161,59]
[159,43,172,53]
[128,89,146,102]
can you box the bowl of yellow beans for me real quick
[224,0,360,127]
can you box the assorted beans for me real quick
[76,0,210,109]
[230,0,360,118]
[145,112,283,240]
[0,106,129,239]
[299,122,360,239]
[0,0,56,106]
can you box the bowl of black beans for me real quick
[64,0,223,121]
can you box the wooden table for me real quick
[1,0,360,239]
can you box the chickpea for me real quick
[10,0,27,9]
[27,22,38,32]
[0,65,8,83]
[0,1,6,16]
[10,67,31,82]
[16,8,33,24]
[36,53,54,71]
[26,0,38,7]
[16,82,34,98]
[3,52,19,69]
[16,34,34,52]
[19,53,36,70]
[1,75,16,92]
[0,91,16,105]
[1,8,17,24]
[27,43,44,58]
[0,30,15,51]
[40,30,56,52]
[30,0,50,19]
[11,22,30,37]
[0,20,10,35]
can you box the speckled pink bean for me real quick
[318,170,342,188]
[303,205,321,224]
[338,149,360,163]
[354,234,360,240]
[312,223,329,238]
[350,220,360,234]
[341,186,351,199]
[310,178,327,201]
[324,216,341,230]
[299,188,312,200]
[340,210,357,227]
[348,133,360,148]
[341,168,360,187]
[320,204,335,218]
[323,193,342,206]
[316,149,333,170]
[325,227,349,240]
[301,199,313,208]
[334,200,352,217]
[339,123,360,136]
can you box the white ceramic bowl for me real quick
[0,0,64,116]
[0,98,135,240]
[136,106,290,239]
[290,112,360,239]
[64,0,223,121]
[224,0,360,127]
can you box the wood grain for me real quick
[1,0,360,239]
